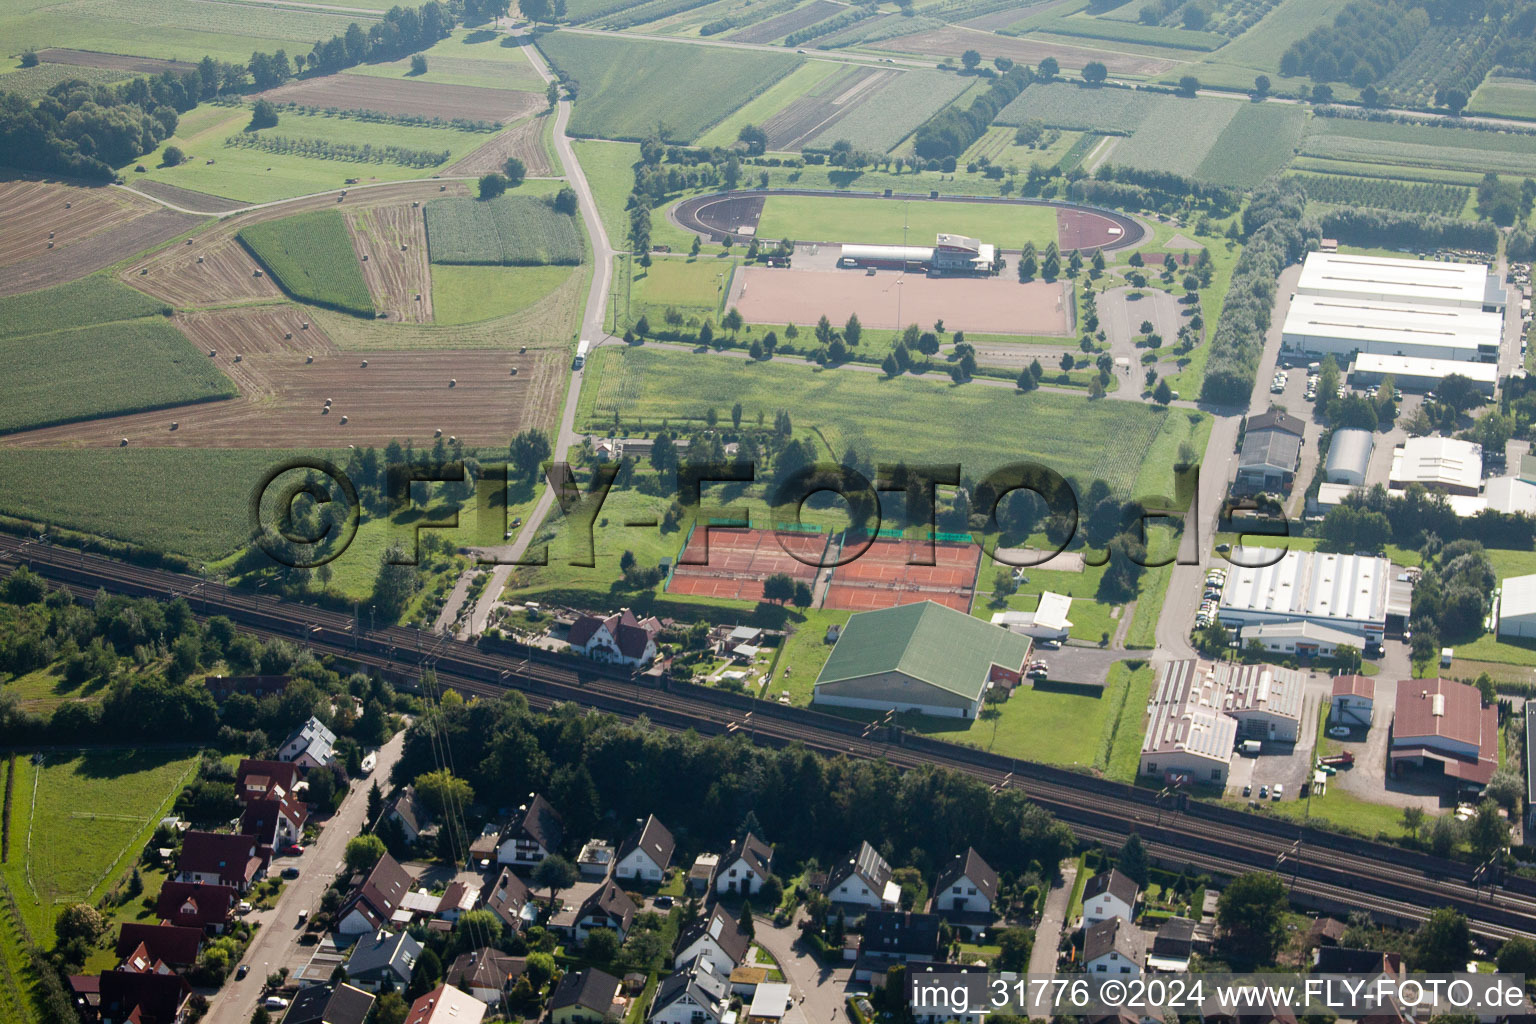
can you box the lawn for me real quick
[240,210,375,317]
[0,750,198,942]
[535,31,802,143]
[1469,77,1536,121]
[615,255,734,330]
[0,276,169,342]
[572,139,640,252]
[578,346,1176,498]
[755,195,1057,246]
[960,126,1087,174]
[0,448,344,560]
[431,264,582,325]
[767,607,851,704]
[4,663,112,714]
[1194,102,1307,187]
[1265,781,1413,839]
[974,557,1119,645]
[425,195,583,265]
[1181,0,1350,75]
[0,319,238,435]
[345,30,546,91]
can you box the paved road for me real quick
[1024,859,1076,1013]
[205,731,406,1024]
[753,911,853,1022]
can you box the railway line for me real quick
[3,535,1535,941]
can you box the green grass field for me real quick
[1,320,238,435]
[572,139,640,252]
[995,82,1164,133]
[1193,102,1307,187]
[424,195,584,265]
[802,69,970,153]
[239,210,375,317]
[755,194,1057,246]
[536,30,802,142]
[615,255,733,329]
[0,60,130,98]
[578,346,1177,497]
[960,125,1087,173]
[345,28,545,91]
[1040,12,1227,50]
[0,749,198,942]
[0,276,169,342]
[431,264,582,325]
[1300,117,1536,178]
[1109,95,1242,177]
[1179,0,1349,77]
[696,61,844,150]
[1468,77,1536,121]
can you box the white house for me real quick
[1082,869,1138,925]
[674,904,752,976]
[1083,917,1144,977]
[715,833,772,896]
[572,881,638,945]
[649,956,730,1024]
[1330,675,1375,728]
[388,786,433,845]
[496,794,564,867]
[568,609,662,667]
[1500,574,1536,638]
[825,841,899,910]
[933,848,998,916]
[278,716,337,769]
[405,984,488,1024]
[615,815,675,883]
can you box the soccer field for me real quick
[755,195,1058,247]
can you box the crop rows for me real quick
[1299,135,1536,177]
[1192,102,1305,188]
[804,70,969,152]
[224,133,450,168]
[596,0,718,30]
[238,211,375,317]
[1037,15,1227,51]
[1296,174,1468,217]
[71,0,371,42]
[424,196,584,267]
[783,6,872,46]
[271,103,498,133]
[1107,95,1240,177]
[820,13,943,48]
[1375,21,1501,108]
[995,82,1162,134]
[701,0,800,37]
[0,276,168,342]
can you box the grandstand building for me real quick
[839,233,995,274]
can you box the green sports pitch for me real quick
[754,195,1058,247]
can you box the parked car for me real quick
[265,997,289,1010]
[1327,725,1351,738]
[236,901,253,913]
[236,965,249,981]
[283,844,304,856]
[1242,783,1252,797]
[653,895,674,909]
[282,867,300,879]
[1258,785,1268,799]
[1272,784,1285,800]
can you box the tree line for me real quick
[1316,206,1498,253]
[911,64,1029,161]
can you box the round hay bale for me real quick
[360,359,368,368]
[519,345,527,354]
[301,322,308,330]
[448,436,456,443]
[434,429,442,438]
[196,255,204,263]
[510,367,518,375]
[65,201,72,209]
[449,378,456,387]
[253,269,263,277]
[170,422,178,431]
[47,241,53,248]
[234,354,242,363]
[412,200,420,208]
[208,349,216,357]
[119,437,128,446]
[325,398,332,406]
[440,184,447,191]
[322,406,329,415]
[339,415,348,424]
[284,331,293,340]
[306,354,313,364]
[414,293,421,301]
[362,254,369,262]
[401,244,408,251]
[186,238,192,245]
[48,231,54,239]
[140,268,148,275]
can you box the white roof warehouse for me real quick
[1295,252,1498,311]
[1216,548,1389,645]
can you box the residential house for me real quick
[281,983,376,1024]
[578,839,617,879]
[239,794,307,852]
[1312,947,1403,980]
[278,715,337,769]
[1148,917,1195,972]
[336,853,414,935]
[1200,997,1298,1024]
[1331,676,1375,729]
[827,842,898,911]
[675,904,752,976]
[404,984,488,1024]
[235,759,301,803]
[1082,870,1139,925]
[569,609,662,667]
[155,881,237,934]
[98,970,192,1024]
[858,911,942,962]
[716,833,773,896]
[550,968,624,1024]
[1084,917,1144,977]
[175,831,268,891]
[115,924,202,970]
[437,880,476,923]
[573,880,638,944]
[497,794,564,867]
[447,948,527,1006]
[388,786,433,845]
[1307,917,1347,948]
[615,815,675,883]
[747,984,794,1024]
[118,942,178,977]
[688,854,718,896]
[649,955,730,1024]
[932,848,998,916]
[483,866,531,932]
[343,929,422,992]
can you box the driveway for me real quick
[1024,858,1075,1014]
[205,730,407,1024]
[753,912,853,1021]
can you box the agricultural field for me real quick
[1469,77,1536,121]
[1,319,237,435]
[571,140,641,252]
[755,194,1057,246]
[755,65,899,151]
[1107,95,1242,177]
[577,346,1181,498]
[1193,102,1306,187]
[801,69,971,152]
[0,749,199,942]
[0,276,168,342]
[239,210,375,317]
[432,264,583,326]
[0,60,130,98]
[447,117,556,177]
[346,51,547,93]
[729,0,842,43]
[1299,117,1536,179]
[1035,11,1227,51]
[694,61,841,150]
[995,82,1165,134]
[0,179,166,268]
[257,73,543,124]
[1292,174,1470,217]
[424,195,584,266]
[536,31,803,142]
[122,237,282,308]
[348,204,433,322]
[1175,0,1350,76]
[960,125,1086,173]
[874,25,1180,77]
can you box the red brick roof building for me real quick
[1390,677,1498,787]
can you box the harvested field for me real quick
[874,27,1177,75]
[729,266,1071,335]
[446,117,554,177]
[761,66,899,151]
[0,179,160,267]
[0,305,565,448]
[122,237,280,307]
[667,526,826,603]
[347,204,433,323]
[823,537,980,613]
[126,180,246,214]
[35,48,196,74]
[257,73,543,123]
[729,0,841,43]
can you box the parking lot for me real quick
[1225,670,1328,803]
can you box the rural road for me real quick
[204,731,405,1024]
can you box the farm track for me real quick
[7,535,1536,941]
[34,48,197,74]
[347,204,433,323]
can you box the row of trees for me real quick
[1279,0,1428,86]
[912,65,1029,161]
[1317,206,1498,254]
[225,132,449,168]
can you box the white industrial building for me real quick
[1216,548,1389,645]
[1141,659,1238,787]
[1283,295,1502,362]
[1221,661,1306,742]
[1351,353,1499,394]
[990,591,1072,641]
[838,233,995,274]
[1389,437,1483,496]
[1324,429,1374,487]
[1499,574,1536,639]
[1295,252,1501,311]
[1241,620,1361,659]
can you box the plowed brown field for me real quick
[0,179,159,267]
[123,237,280,307]
[446,117,554,177]
[347,204,433,323]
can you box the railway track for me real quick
[3,535,1534,941]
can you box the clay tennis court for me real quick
[823,538,981,614]
[668,527,827,603]
[729,268,1070,335]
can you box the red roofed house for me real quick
[337,853,415,935]
[116,923,203,970]
[568,610,661,668]
[239,794,308,852]
[175,832,268,891]
[98,970,192,1024]
[235,759,302,804]
[1330,675,1375,729]
[1390,677,1498,788]
[404,984,487,1024]
[156,881,238,934]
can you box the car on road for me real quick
[236,964,249,981]
[281,844,304,856]
[281,867,300,879]
[1327,726,1351,738]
